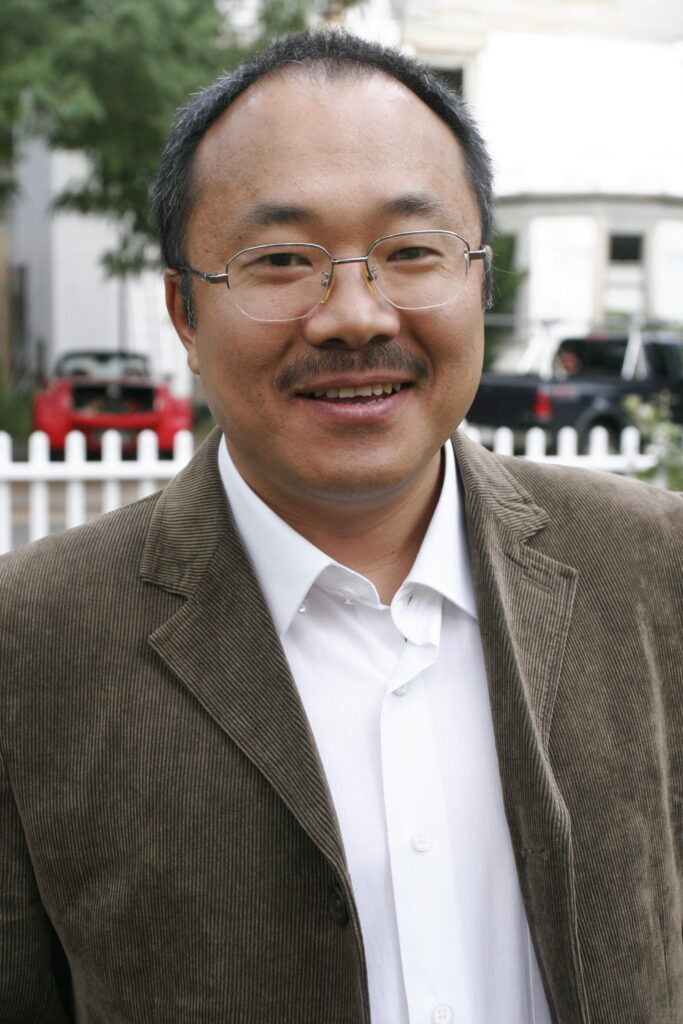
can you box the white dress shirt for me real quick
[218,438,552,1024]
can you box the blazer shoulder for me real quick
[0,491,162,600]
[454,432,682,582]
[505,450,679,512]
[455,431,681,528]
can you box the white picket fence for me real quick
[0,429,195,555]
[0,425,659,554]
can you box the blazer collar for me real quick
[140,428,350,880]
[141,426,578,756]
[453,430,578,747]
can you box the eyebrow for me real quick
[237,202,319,229]
[378,192,452,220]
[237,192,452,232]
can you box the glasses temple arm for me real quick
[176,266,230,284]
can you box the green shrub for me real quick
[623,392,683,491]
[0,379,33,443]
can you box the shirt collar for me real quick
[218,437,477,637]
[401,438,477,619]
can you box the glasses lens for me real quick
[368,231,469,310]
[226,243,330,322]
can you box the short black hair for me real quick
[152,28,495,317]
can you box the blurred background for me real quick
[1,0,682,444]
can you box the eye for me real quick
[258,251,312,268]
[386,245,435,262]
[243,250,315,272]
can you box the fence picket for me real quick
[28,432,50,544]
[65,432,87,530]
[557,426,578,457]
[525,427,547,459]
[588,425,610,457]
[136,430,160,499]
[493,427,514,456]
[101,431,122,514]
[0,426,663,554]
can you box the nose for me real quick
[300,260,401,350]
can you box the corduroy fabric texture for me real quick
[0,427,681,1023]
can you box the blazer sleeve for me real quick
[0,748,72,1024]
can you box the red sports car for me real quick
[33,350,193,456]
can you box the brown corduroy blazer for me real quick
[0,428,681,1024]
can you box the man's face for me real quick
[167,72,486,515]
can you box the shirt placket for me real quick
[381,595,476,1024]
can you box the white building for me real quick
[346,0,683,364]
[5,0,683,382]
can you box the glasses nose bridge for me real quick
[322,253,375,295]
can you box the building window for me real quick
[604,233,645,317]
[609,234,643,262]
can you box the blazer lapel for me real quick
[454,433,578,747]
[453,433,590,1022]
[139,429,348,880]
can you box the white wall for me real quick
[650,220,683,321]
[476,33,683,199]
[401,0,683,45]
[52,152,120,357]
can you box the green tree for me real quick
[1,0,365,272]
[1,0,229,270]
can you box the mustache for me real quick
[275,344,429,392]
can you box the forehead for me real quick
[188,71,479,253]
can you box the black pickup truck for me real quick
[466,333,683,445]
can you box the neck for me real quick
[241,452,444,605]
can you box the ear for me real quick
[164,270,200,375]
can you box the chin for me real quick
[292,461,429,507]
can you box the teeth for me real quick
[311,382,404,399]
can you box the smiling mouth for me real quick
[303,382,408,401]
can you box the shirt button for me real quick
[344,597,354,606]
[394,683,408,697]
[432,1005,454,1024]
[411,828,432,852]
[298,603,307,614]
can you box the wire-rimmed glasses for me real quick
[178,230,488,323]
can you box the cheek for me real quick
[425,306,484,371]
[193,316,294,418]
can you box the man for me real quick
[0,29,681,1024]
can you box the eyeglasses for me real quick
[177,230,488,323]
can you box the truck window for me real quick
[672,344,683,376]
[645,341,683,378]
[644,344,670,378]
[556,338,627,377]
